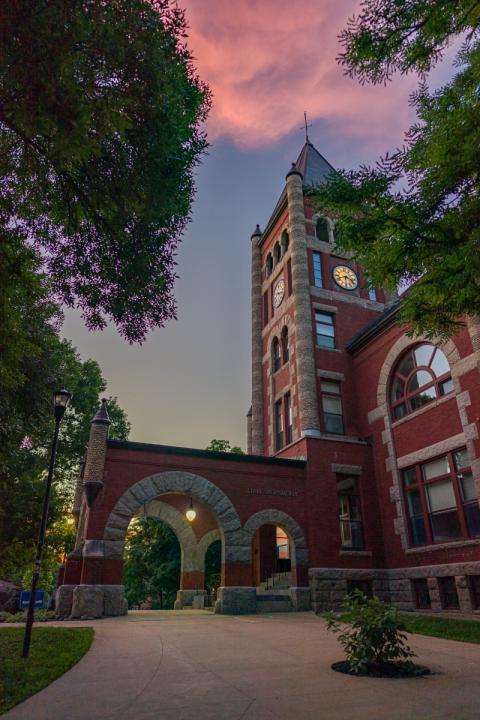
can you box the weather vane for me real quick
[301,111,312,142]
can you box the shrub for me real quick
[325,590,415,674]
[0,610,56,623]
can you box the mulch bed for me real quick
[331,660,430,678]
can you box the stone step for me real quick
[256,599,293,613]
[256,587,290,597]
[256,593,293,613]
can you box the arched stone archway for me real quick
[103,471,249,564]
[139,499,199,573]
[243,509,309,569]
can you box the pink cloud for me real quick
[184,0,418,151]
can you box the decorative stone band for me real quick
[331,463,362,476]
[396,433,467,469]
[317,369,345,381]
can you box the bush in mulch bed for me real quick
[325,590,430,678]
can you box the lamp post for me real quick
[22,389,71,659]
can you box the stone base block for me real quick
[215,586,256,615]
[289,586,311,611]
[71,585,105,619]
[103,585,128,616]
[55,584,76,618]
[175,589,207,609]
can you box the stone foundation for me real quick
[310,562,480,613]
[289,586,311,611]
[174,589,207,609]
[214,586,257,614]
[57,584,127,619]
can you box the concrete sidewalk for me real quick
[4,611,480,720]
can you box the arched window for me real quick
[266,253,273,277]
[281,326,289,363]
[272,337,281,372]
[274,242,282,265]
[281,229,289,254]
[390,344,453,420]
[316,217,329,243]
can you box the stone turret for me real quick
[285,165,321,437]
[250,224,264,454]
[82,399,111,507]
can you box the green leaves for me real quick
[0,0,211,341]
[326,590,415,673]
[312,1,480,339]
[123,517,181,608]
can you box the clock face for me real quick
[332,265,358,290]
[273,277,285,308]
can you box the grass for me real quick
[0,627,93,714]
[398,613,480,644]
[328,611,480,645]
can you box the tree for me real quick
[0,0,210,342]
[123,517,180,609]
[0,278,130,580]
[205,439,244,454]
[309,1,480,339]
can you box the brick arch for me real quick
[103,471,249,564]
[198,528,221,559]
[243,509,308,567]
[376,335,461,408]
[142,500,199,573]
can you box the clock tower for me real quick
[248,139,389,456]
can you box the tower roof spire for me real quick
[301,111,312,143]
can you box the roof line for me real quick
[346,302,400,354]
[106,439,306,467]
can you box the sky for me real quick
[62,0,457,451]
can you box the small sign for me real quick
[19,590,46,610]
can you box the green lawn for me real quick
[0,627,93,714]
[399,613,480,644]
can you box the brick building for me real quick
[57,139,480,618]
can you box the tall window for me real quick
[281,229,289,254]
[281,326,289,363]
[315,311,335,349]
[275,400,283,451]
[390,343,453,420]
[321,380,344,434]
[338,476,364,549]
[266,253,273,277]
[316,217,329,243]
[285,392,293,444]
[368,288,376,301]
[403,448,480,547]
[274,242,281,264]
[312,251,323,287]
[272,337,281,372]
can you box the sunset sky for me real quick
[63,0,457,450]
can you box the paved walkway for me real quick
[5,611,480,720]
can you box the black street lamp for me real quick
[22,389,72,659]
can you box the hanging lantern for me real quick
[186,497,196,522]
